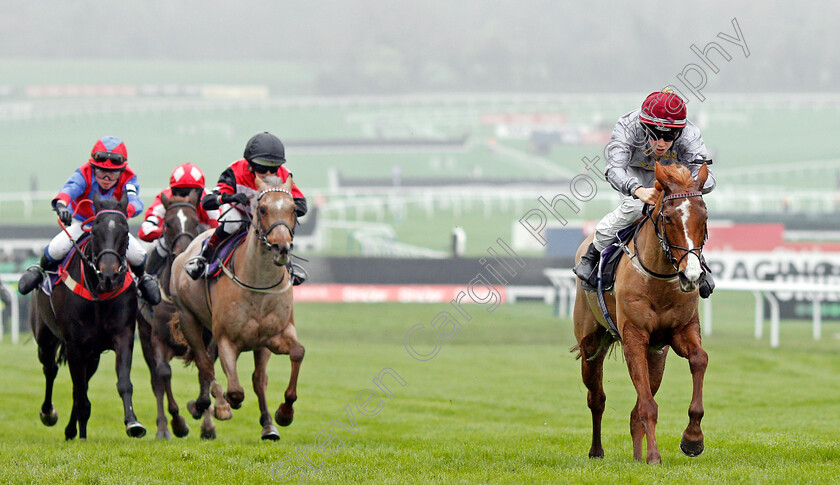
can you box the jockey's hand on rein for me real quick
[221,193,250,207]
[201,192,221,210]
[634,186,661,205]
[55,203,73,226]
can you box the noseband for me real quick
[647,190,707,274]
[253,188,295,249]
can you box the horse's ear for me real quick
[254,175,267,191]
[119,190,129,215]
[654,181,663,192]
[188,189,200,206]
[282,173,294,191]
[695,162,709,190]
[160,192,170,208]
[92,190,102,212]
[654,162,667,189]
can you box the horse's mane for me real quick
[660,164,695,192]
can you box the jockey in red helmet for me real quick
[138,163,219,276]
[184,132,308,284]
[18,136,161,305]
[573,90,716,298]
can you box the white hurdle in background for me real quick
[0,274,21,344]
[543,269,840,349]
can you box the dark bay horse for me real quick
[136,190,218,439]
[573,162,710,464]
[31,193,145,440]
[170,175,303,440]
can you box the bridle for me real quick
[252,188,295,249]
[634,191,707,279]
[83,209,129,290]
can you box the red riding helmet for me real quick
[639,91,687,129]
[89,136,128,170]
[169,163,206,189]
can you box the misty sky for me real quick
[1,1,837,93]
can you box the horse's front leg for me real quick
[672,318,708,457]
[253,347,279,440]
[623,327,661,464]
[138,313,169,439]
[214,337,243,420]
[114,327,146,438]
[269,322,305,427]
[179,310,216,418]
[64,348,88,441]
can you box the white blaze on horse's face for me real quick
[676,199,702,283]
[176,208,187,231]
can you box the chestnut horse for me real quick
[573,162,710,464]
[170,175,303,440]
[31,193,145,440]
[136,190,218,439]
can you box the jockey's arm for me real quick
[138,193,164,242]
[678,126,716,194]
[123,174,143,217]
[52,169,88,211]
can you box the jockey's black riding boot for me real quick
[698,255,715,299]
[145,247,166,277]
[132,262,162,305]
[18,254,59,295]
[573,242,601,289]
[288,261,308,286]
[185,230,224,280]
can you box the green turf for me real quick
[1,293,839,483]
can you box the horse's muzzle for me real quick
[678,271,698,293]
[271,242,292,266]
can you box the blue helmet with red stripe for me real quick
[90,136,128,170]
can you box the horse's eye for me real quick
[663,215,672,224]
[259,206,267,215]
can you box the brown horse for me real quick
[573,162,710,464]
[136,190,219,439]
[170,175,303,440]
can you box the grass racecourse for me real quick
[0,293,839,484]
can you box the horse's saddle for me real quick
[205,230,248,280]
[585,224,637,292]
[42,234,133,301]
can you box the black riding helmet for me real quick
[244,132,286,168]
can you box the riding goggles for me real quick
[249,162,276,175]
[93,151,126,166]
[642,123,682,142]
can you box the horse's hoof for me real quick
[187,400,204,420]
[275,405,294,427]
[588,448,604,459]
[224,391,244,410]
[680,437,705,457]
[156,429,172,440]
[200,427,217,440]
[262,425,280,441]
[40,407,58,427]
[647,453,662,465]
[214,403,232,421]
[171,416,190,438]
[126,421,147,438]
[65,427,77,441]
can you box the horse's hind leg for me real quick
[114,328,146,438]
[35,329,60,426]
[623,329,661,464]
[179,309,216,419]
[578,327,608,458]
[671,319,708,457]
[161,346,190,438]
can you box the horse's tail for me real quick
[166,312,195,366]
[570,330,620,362]
[56,341,67,366]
